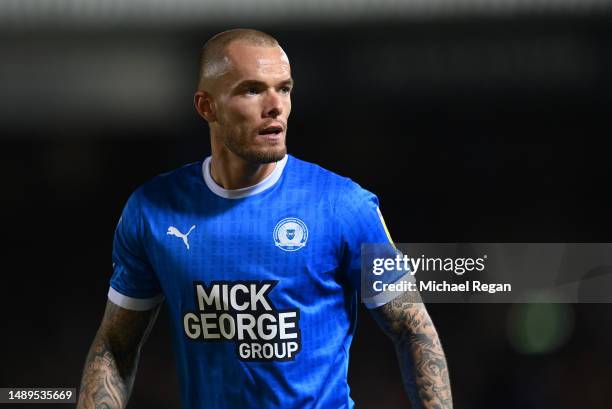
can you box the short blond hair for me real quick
[198,28,279,90]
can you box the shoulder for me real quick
[126,160,204,208]
[285,154,343,183]
[285,154,373,199]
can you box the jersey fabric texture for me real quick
[108,154,404,409]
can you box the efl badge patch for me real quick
[273,217,308,252]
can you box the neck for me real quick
[209,145,278,191]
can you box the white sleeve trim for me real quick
[363,272,414,309]
[108,287,164,311]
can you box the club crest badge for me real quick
[273,217,308,252]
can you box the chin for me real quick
[252,146,287,164]
[234,144,286,164]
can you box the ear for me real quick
[194,90,217,122]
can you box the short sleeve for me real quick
[337,179,410,309]
[108,190,164,311]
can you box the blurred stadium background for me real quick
[1,1,612,408]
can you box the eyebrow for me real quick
[233,78,294,90]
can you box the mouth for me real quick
[258,125,284,137]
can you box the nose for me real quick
[263,89,283,118]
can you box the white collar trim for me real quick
[202,155,288,199]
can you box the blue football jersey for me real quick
[108,154,404,409]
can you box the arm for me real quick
[77,300,161,409]
[369,292,453,409]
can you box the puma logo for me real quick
[167,225,196,250]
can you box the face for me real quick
[207,42,292,164]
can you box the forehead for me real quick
[224,42,291,82]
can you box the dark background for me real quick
[1,3,612,408]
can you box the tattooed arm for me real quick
[369,292,453,409]
[77,300,161,409]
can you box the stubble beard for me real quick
[220,126,287,164]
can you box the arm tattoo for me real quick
[77,339,130,409]
[77,302,160,409]
[372,292,453,409]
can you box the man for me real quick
[77,29,452,409]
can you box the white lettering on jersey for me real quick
[186,281,302,361]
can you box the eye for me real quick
[280,86,292,94]
[245,87,260,95]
